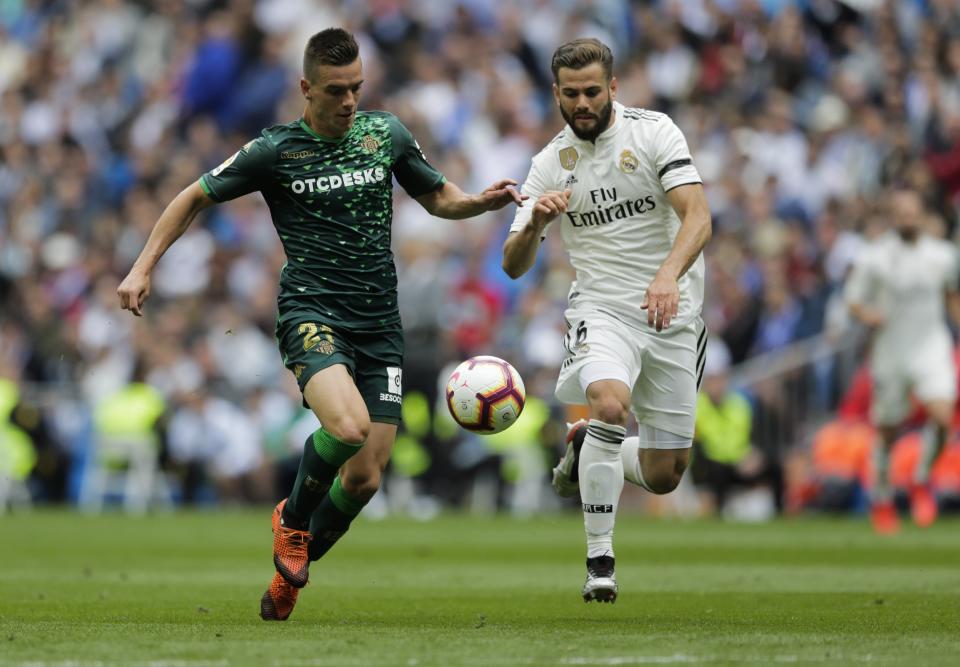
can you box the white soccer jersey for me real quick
[510,101,704,331]
[844,231,959,357]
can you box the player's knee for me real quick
[324,416,370,445]
[591,400,629,427]
[341,469,381,502]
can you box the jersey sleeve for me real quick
[388,116,446,198]
[509,153,555,236]
[653,117,702,193]
[843,250,876,307]
[199,134,277,202]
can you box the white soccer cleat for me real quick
[582,555,617,603]
[552,420,588,498]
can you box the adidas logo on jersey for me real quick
[291,166,387,194]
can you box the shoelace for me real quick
[282,527,312,551]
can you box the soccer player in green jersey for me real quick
[117,28,524,621]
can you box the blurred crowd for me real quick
[3,0,960,515]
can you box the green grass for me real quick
[1,510,959,666]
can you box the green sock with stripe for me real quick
[284,429,363,529]
[308,476,369,561]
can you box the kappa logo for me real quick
[280,149,317,160]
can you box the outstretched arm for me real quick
[117,181,216,316]
[415,179,525,220]
[643,183,712,331]
[501,190,571,279]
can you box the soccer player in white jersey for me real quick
[502,38,711,602]
[845,188,960,535]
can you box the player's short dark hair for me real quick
[303,28,359,80]
[551,38,613,83]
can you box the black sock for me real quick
[308,476,368,561]
[283,431,344,529]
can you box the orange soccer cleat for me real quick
[870,500,900,536]
[271,499,312,588]
[260,572,300,621]
[910,485,938,528]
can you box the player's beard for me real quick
[561,96,613,142]
[897,226,919,242]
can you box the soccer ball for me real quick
[445,356,526,434]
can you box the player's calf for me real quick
[622,427,691,493]
[638,454,687,494]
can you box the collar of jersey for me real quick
[299,117,355,143]
[564,101,623,146]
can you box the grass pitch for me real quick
[1,510,959,666]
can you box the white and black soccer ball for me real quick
[445,356,526,434]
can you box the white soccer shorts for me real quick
[555,305,706,439]
[871,328,957,426]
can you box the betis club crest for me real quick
[361,135,380,153]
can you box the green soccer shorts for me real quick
[276,313,404,424]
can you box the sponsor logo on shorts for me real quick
[379,392,402,404]
[387,367,402,395]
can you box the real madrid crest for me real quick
[559,146,579,171]
[619,149,638,174]
[361,134,380,154]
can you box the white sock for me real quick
[579,420,626,559]
[872,439,892,503]
[620,436,652,491]
[915,423,944,485]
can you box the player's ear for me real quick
[609,76,618,100]
[552,82,560,107]
[300,78,311,99]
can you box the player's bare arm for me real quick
[501,189,571,279]
[848,302,885,328]
[945,289,960,331]
[643,183,711,331]
[117,181,216,317]
[416,179,525,220]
